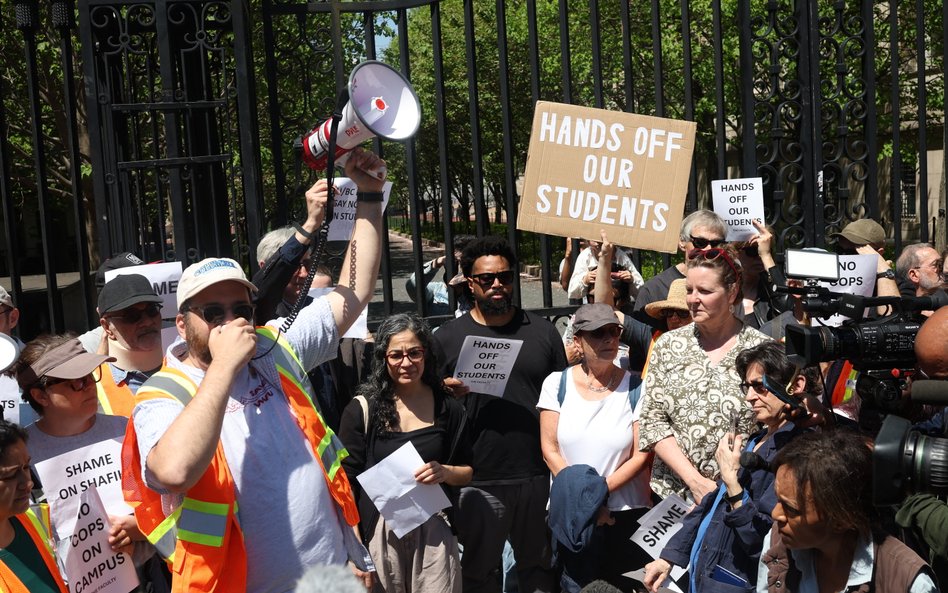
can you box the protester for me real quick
[13,335,158,586]
[430,236,567,593]
[0,285,27,423]
[895,243,945,306]
[93,274,166,416]
[405,235,475,316]
[339,313,471,593]
[77,252,147,354]
[633,210,728,331]
[733,225,789,329]
[642,341,818,593]
[122,147,385,591]
[639,245,771,503]
[643,279,691,331]
[830,219,901,311]
[760,429,937,593]
[567,239,644,305]
[0,420,68,592]
[539,303,652,592]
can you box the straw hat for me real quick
[644,278,689,320]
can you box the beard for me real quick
[183,315,213,366]
[475,289,512,316]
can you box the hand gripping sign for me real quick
[64,487,139,593]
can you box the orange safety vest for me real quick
[830,360,860,406]
[121,326,359,593]
[640,330,663,379]
[96,363,137,417]
[0,509,68,593]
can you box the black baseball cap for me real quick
[95,252,145,289]
[97,274,163,315]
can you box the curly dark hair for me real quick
[771,429,879,541]
[358,313,448,436]
[0,420,27,460]
[460,236,517,278]
[735,341,823,399]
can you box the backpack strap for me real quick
[627,374,644,412]
[557,367,570,406]
[355,395,369,434]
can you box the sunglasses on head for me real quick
[688,247,741,279]
[185,303,255,325]
[469,270,516,287]
[661,309,691,320]
[107,302,162,324]
[689,235,726,249]
[386,347,426,364]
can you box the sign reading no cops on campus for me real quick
[452,337,524,397]
[64,487,139,593]
[518,101,696,253]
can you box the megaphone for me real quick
[301,60,421,174]
[0,333,20,374]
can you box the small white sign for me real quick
[816,254,877,326]
[327,178,393,242]
[452,337,524,397]
[64,487,139,593]
[631,493,692,559]
[35,439,132,541]
[356,441,451,538]
[104,261,183,320]
[711,177,765,241]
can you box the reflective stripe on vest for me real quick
[0,512,69,593]
[96,364,137,417]
[831,360,860,406]
[148,507,179,563]
[177,498,230,547]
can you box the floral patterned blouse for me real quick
[639,322,772,500]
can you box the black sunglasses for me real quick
[661,309,691,320]
[689,235,726,249]
[107,302,162,324]
[185,303,255,325]
[469,270,516,287]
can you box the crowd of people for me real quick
[0,154,947,593]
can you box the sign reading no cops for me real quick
[64,487,139,593]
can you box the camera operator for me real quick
[894,307,948,587]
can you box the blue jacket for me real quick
[549,464,608,553]
[660,423,807,593]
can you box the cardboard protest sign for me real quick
[327,178,393,242]
[35,438,132,541]
[817,254,877,327]
[518,101,696,253]
[105,261,183,319]
[64,487,139,593]
[711,177,765,241]
[452,336,524,397]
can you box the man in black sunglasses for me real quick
[430,236,568,593]
[633,209,728,331]
[94,273,167,416]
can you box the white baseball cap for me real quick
[176,258,257,310]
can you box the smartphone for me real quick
[728,411,740,445]
[761,374,806,414]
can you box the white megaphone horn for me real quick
[301,60,421,176]
[0,333,20,375]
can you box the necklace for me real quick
[585,366,618,393]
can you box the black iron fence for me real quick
[0,0,945,338]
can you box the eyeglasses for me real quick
[469,270,516,287]
[739,379,768,395]
[912,259,944,274]
[661,309,691,320]
[689,235,726,249]
[45,368,102,392]
[185,303,255,326]
[689,248,741,280]
[386,348,425,364]
[106,302,162,324]
[580,325,621,340]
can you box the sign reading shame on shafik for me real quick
[518,101,696,254]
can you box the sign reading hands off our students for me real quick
[518,101,696,253]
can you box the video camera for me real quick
[780,249,947,412]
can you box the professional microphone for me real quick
[739,451,772,473]
[910,380,948,406]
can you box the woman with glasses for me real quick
[539,303,652,592]
[13,334,157,589]
[339,313,472,593]
[639,245,772,505]
[642,341,819,593]
[0,420,67,592]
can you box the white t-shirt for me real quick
[133,298,349,593]
[537,368,652,511]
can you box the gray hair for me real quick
[895,243,936,277]
[256,227,296,266]
[294,565,365,593]
[679,209,727,242]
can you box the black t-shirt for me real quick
[430,309,568,484]
[632,266,686,331]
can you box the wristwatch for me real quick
[876,269,896,280]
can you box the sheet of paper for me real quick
[816,254,877,326]
[624,568,685,593]
[327,178,393,242]
[356,441,451,538]
[451,336,524,397]
[63,487,139,593]
[631,493,691,560]
[35,438,132,541]
[712,177,765,241]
